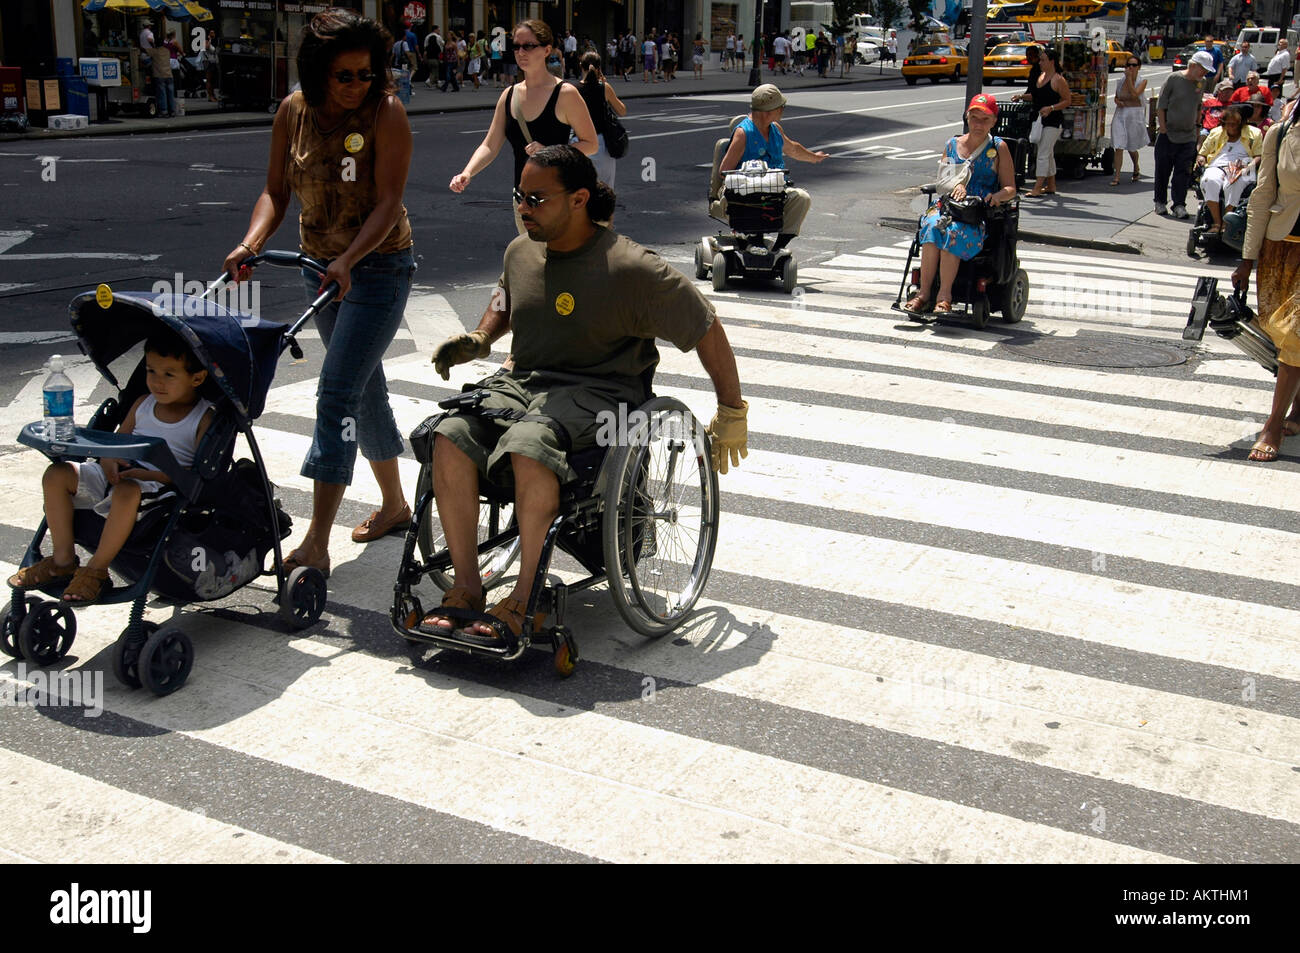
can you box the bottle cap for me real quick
[48,354,62,370]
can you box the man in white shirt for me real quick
[563,30,578,78]
[724,33,735,71]
[139,23,154,50]
[773,33,789,73]
[1266,39,1291,92]
[1228,41,1257,88]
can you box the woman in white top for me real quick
[1110,56,1148,184]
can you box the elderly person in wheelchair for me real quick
[414,145,746,655]
[1195,103,1262,236]
[904,93,1017,315]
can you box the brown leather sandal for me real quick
[903,294,931,314]
[8,555,79,589]
[418,584,487,635]
[467,596,546,642]
[61,566,110,605]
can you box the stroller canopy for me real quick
[69,291,287,421]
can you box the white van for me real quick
[1236,26,1288,75]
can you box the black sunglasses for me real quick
[512,187,568,208]
[331,69,376,85]
[1126,62,1141,67]
[515,42,545,52]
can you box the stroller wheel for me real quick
[114,621,158,689]
[280,566,328,630]
[138,627,194,697]
[1,596,38,659]
[18,601,76,667]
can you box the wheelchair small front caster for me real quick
[552,626,578,677]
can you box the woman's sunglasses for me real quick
[515,42,546,52]
[1126,63,1141,68]
[332,69,376,85]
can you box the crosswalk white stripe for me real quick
[717,316,1272,409]
[0,747,339,863]
[724,448,1300,587]
[704,510,1300,680]
[653,345,1266,451]
[3,602,1184,864]
[853,239,1220,281]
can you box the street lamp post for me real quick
[963,0,988,125]
[748,0,764,86]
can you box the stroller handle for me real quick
[208,250,340,361]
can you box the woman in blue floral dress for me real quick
[906,93,1018,313]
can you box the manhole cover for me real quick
[997,337,1187,368]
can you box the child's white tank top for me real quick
[134,395,213,468]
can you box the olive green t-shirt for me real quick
[498,226,716,386]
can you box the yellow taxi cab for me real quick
[982,43,1035,85]
[901,44,969,84]
[1105,40,1128,71]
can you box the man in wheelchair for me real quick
[423,145,746,644]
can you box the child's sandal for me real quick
[61,566,110,605]
[8,556,79,589]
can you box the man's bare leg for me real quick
[423,434,485,628]
[466,452,558,637]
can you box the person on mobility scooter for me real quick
[401,146,747,669]
[895,93,1027,329]
[696,84,828,294]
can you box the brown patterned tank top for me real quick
[284,91,412,261]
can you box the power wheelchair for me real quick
[390,377,720,676]
[891,134,1032,330]
[695,117,800,294]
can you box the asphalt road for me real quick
[0,68,1174,402]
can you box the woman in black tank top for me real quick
[449,18,598,215]
[1026,47,1072,197]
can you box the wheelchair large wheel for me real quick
[999,269,1029,323]
[414,466,519,592]
[601,397,720,637]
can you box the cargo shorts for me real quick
[433,371,643,485]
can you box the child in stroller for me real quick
[9,328,215,606]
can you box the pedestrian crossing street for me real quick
[2,239,1298,864]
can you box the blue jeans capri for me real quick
[299,247,414,485]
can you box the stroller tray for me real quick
[17,423,196,497]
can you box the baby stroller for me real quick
[696,118,799,294]
[2,252,338,696]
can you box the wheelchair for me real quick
[891,137,1031,330]
[1186,164,1253,258]
[1182,275,1278,377]
[391,383,720,676]
[695,117,799,295]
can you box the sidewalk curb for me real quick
[877,216,1144,256]
[0,69,899,142]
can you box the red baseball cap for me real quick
[968,93,998,117]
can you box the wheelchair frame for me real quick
[1185,164,1253,259]
[390,393,720,676]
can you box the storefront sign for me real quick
[218,1,276,10]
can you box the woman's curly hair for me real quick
[297,8,394,108]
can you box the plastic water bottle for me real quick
[42,355,75,441]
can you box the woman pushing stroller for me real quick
[223,9,415,578]
[904,94,1017,315]
[8,329,214,605]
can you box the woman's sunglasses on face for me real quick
[332,69,376,85]
[515,42,546,52]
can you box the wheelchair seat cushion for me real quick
[433,371,642,487]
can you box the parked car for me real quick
[855,38,883,64]
[982,43,1034,84]
[901,43,968,84]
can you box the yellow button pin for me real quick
[95,283,113,309]
[344,133,364,153]
[555,292,575,316]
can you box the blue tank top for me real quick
[737,116,785,169]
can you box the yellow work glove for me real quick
[707,400,748,474]
[432,330,490,381]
